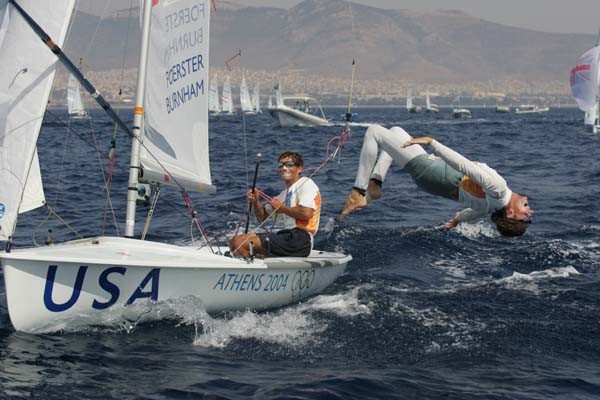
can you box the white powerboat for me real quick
[514,105,549,114]
[451,108,472,118]
[267,86,328,127]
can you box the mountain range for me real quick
[64,0,595,84]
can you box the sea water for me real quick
[1,107,599,399]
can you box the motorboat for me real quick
[451,108,472,118]
[267,86,328,127]
[514,105,549,114]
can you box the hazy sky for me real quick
[79,0,600,35]
[230,0,600,35]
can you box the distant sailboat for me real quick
[221,75,234,114]
[208,75,220,115]
[406,89,422,113]
[239,74,254,114]
[67,73,88,118]
[451,96,471,118]
[425,91,439,113]
[252,82,261,113]
[570,30,600,133]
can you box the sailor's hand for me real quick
[402,136,433,148]
[444,212,460,229]
[269,198,283,212]
[246,189,260,204]
[444,218,459,229]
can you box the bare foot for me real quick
[367,179,383,202]
[340,189,367,221]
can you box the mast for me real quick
[125,0,153,238]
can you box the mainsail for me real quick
[139,0,214,193]
[221,75,233,114]
[67,73,87,117]
[208,75,220,113]
[239,74,252,113]
[0,0,75,240]
[252,82,261,113]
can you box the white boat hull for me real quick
[452,108,472,118]
[268,106,329,127]
[1,237,351,333]
[514,107,549,114]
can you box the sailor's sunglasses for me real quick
[278,161,297,168]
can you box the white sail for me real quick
[252,82,261,113]
[208,75,220,113]
[221,75,233,114]
[275,81,283,106]
[67,73,87,117]
[0,0,75,241]
[0,2,10,48]
[570,45,600,112]
[406,89,413,110]
[139,0,214,193]
[239,75,252,113]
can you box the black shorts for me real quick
[257,228,312,257]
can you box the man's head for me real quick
[278,152,304,186]
[491,193,533,237]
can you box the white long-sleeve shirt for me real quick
[430,139,512,223]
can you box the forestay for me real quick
[0,0,75,241]
[139,0,215,193]
[570,45,600,112]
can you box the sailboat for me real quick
[570,31,600,133]
[220,75,234,115]
[451,96,471,118]
[208,75,221,115]
[67,73,88,118]
[0,0,351,333]
[424,91,439,113]
[267,81,329,127]
[406,88,422,113]
[251,82,261,113]
[239,74,254,115]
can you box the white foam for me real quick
[454,221,497,238]
[299,287,372,317]
[502,266,580,284]
[192,307,322,348]
[191,287,371,348]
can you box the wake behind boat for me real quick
[0,0,351,333]
[268,82,329,127]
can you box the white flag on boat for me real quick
[570,45,600,112]
[140,0,214,193]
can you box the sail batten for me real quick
[0,0,75,240]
